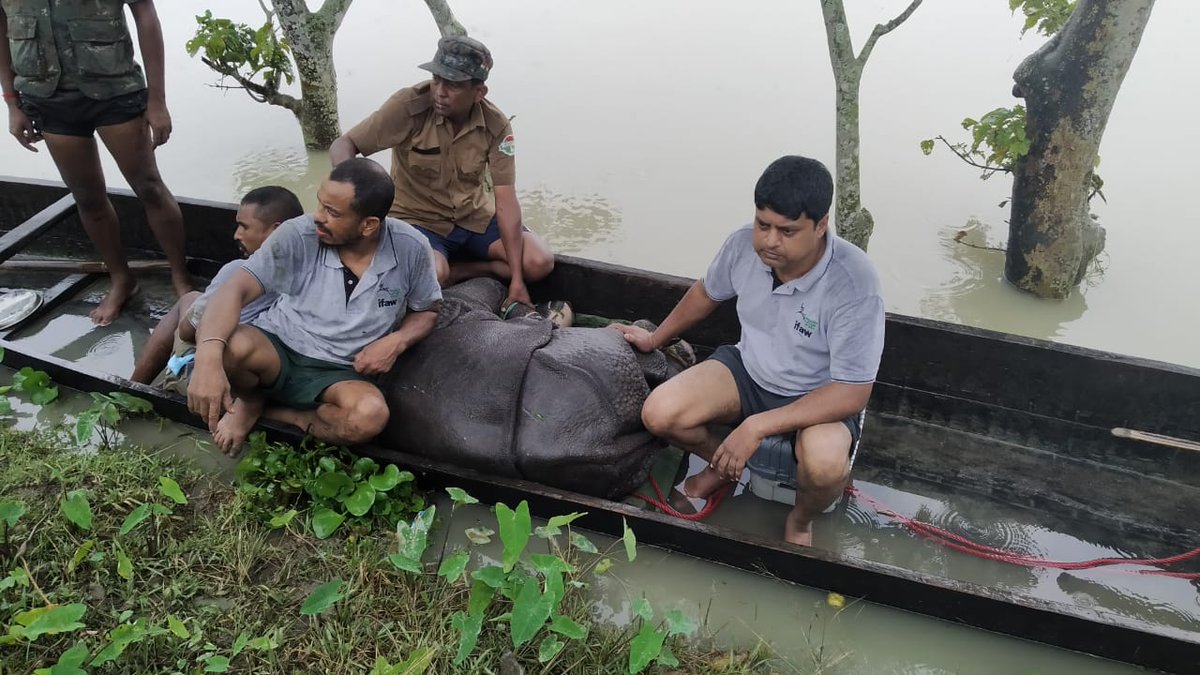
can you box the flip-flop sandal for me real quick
[500,300,537,320]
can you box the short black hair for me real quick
[328,158,394,221]
[753,156,834,222]
[240,186,304,225]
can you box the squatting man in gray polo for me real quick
[186,158,443,455]
[612,156,885,546]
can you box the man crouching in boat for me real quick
[186,159,443,455]
[129,186,304,389]
[611,156,885,546]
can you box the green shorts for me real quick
[259,330,369,410]
[150,331,197,398]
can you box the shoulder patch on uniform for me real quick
[497,134,515,156]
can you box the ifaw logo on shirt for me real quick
[793,304,819,338]
[377,285,403,309]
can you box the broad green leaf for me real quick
[510,577,553,649]
[471,565,505,589]
[549,614,588,641]
[656,644,679,668]
[268,509,298,528]
[464,526,494,545]
[30,384,58,406]
[445,487,479,506]
[396,507,435,561]
[664,609,697,636]
[535,511,586,538]
[247,634,279,651]
[920,139,935,155]
[310,507,345,539]
[115,546,133,580]
[0,500,26,527]
[530,554,574,576]
[631,597,652,622]
[392,646,435,674]
[437,549,470,583]
[0,567,29,591]
[451,611,483,665]
[538,635,565,663]
[42,640,89,674]
[158,477,188,504]
[73,411,98,444]
[622,518,638,562]
[496,501,531,572]
[467,579,495,617]
[314,471,353,498]
[570,532,598,554]
[231,631,249,656]
[20,604,87,640]
[344,482,376,516]
[109,392,152,413]
[167,615,189,639]
[90,621,150,666]
[61,491,92,531]
[593,558,613,575]
[67,540,95,573]
[300,579,345,616]
[119,503,152,535]
[368,464,401,491]
[627,622,666,674]
[204,655,230,672]
[387,554,423,574]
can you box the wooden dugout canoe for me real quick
[1,175,1197,672]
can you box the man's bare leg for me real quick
[214,391,265,456]
[784,422,853,547]
[641,360,742,499]
[98,116,194,299]
[130,290,200,383]
[446,231,555,285]
[263,380,390,446]
[41,132,138,326]
[206,325,281,455]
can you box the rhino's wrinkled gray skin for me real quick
[380,278,679,499]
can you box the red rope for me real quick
[632,475,734,521]
[845,485,1200,579]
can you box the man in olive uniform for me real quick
[0,0,192,325]
[330,36,553,308]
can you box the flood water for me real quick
[3,0,1198,670]
[2,0,1198,369]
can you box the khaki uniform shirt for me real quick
[2,0,145,99]
[346,81,516,237]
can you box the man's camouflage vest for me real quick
[2,0,144,99]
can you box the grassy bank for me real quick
[0,426,774,673]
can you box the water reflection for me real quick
[518,186,621,253]
[231,146,329,210]
[918,219,1088,341]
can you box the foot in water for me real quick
[89,275,139,326]
[213,396,264,456]
[670,466,734,514]
[784,508,814,547]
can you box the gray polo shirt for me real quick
[186,259,278,328]
[242,215,442,365]
[702,225,885,396]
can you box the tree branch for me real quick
[935,135,1009,176]
[316,0,355,32]
[858,0,923,64]
[422,0,467,37]
[820,0,854,82]
[201,56,300,112]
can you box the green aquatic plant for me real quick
[235,432,425,539]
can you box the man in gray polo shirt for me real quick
[187,158,443,455]
[612,156,884,546]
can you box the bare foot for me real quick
[213,396,264,456]
[784,508,814,547]
[683,466,733,500]
[89,276,139,326]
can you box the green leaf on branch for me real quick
[368,464,403,491]
[73,411,98,445]
[167,615,190,639]
[632,597,653,621]
[311,507,345,539]
[445,487,478,506]
[119,503,152,535]
[0,500,26,527]
[920,139,935,155]
[344,483,376,516]
[61,491,92,531]
[509,577,553,649]
[549,614,588,640]
[437,549,470,583]
[538,635,565,663]
[664,609,697,636]
[451,611,483,665]
[40,640,89,674]
[18,604,87,641]
[158,476,188,504]
[115,545,133,580]
[627,621,667,674]
[535,511,586,539]
[300,579,345,616]
[622,518,638,562]
[570,531,598,554]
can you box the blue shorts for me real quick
[417,216,503,261]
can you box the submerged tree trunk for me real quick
[1006,0,1154,298]
[820,0,922,251]
[272,0,354,149]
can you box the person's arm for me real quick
[187,270,264,431]
[0,9,40,152]
[493,183,528,305]
[128,0,170,147]
[331,91,411,164]
[352,305,440,375]
[610,279,722,352]
[329,133,361,165]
